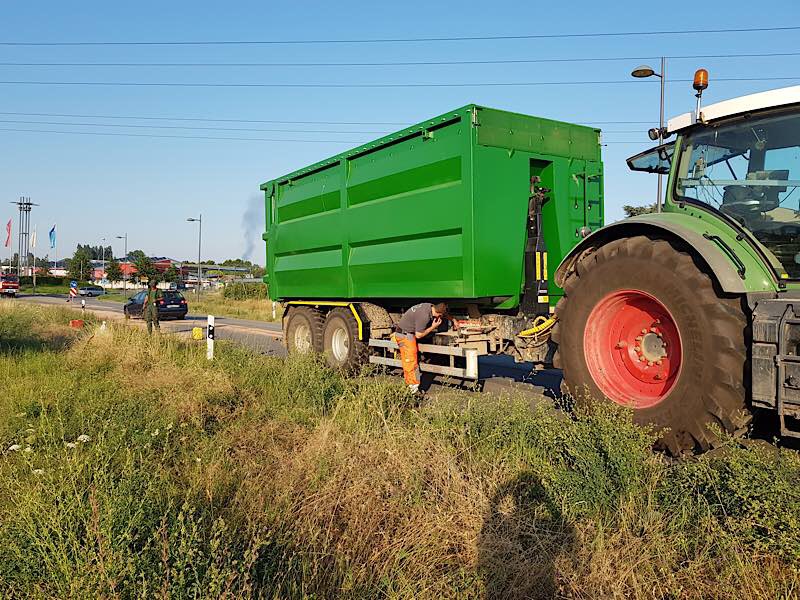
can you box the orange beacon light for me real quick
[693,68,709,92]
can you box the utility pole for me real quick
[657,56,666,212]
[31,226,37,293]
[11,197,38,276]
[187,214,202,296]
[116,233,128,292]
[101,237,106,283]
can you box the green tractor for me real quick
[554,72,800,453]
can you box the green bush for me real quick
[222,282,268,301]
[18,276,70,286]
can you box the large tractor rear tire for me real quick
[322,307,368,372]
[284,306,324,355]
[553,235,751,454]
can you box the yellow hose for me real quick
[517,315,557,337]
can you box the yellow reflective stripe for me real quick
[543,252,548,280]
[537,295,549,303]
[286,300,351,307]
[348,304,363,341]
[535,252,542,280]
[286,300,363,340]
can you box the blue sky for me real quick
[0,0,798,263]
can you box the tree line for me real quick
[63,246,264,283]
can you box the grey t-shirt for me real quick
[398,303,434,334]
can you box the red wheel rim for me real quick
[583,289,682,408]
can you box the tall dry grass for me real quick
[0,302,798,599]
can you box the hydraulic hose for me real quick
[518,315,557,338]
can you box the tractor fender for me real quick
[555,216,749,294]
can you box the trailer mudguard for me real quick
[554,216,752,295]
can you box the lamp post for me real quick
[116,233,128,292]
[187,215,202,295]
[631,57,667,212]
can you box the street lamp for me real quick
[187,215,202,295]
[116,233,128,293]
[100,237,106,283]
[631,57,667,212]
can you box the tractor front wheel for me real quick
[553,236,751,454]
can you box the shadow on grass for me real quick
[478,472,575,600]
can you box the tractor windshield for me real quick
[674,108,800,277]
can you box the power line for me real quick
[1,25,798,46]
[0,118,389,134]
[0,110,655,126]
[0,111,653,128]
[0,110,409,126]
[0,127,362,143]
[0,118,644,134]
[2,51,798,68]
[0,76,796,88]
[0,126,648,144]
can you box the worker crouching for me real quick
[393,302,456,394]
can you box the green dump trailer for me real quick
[261,104,603,378]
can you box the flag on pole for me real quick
[30,226,37,250]
[4,219,10,248]
[49,224,56,249]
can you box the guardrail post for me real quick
[207,315,215,360]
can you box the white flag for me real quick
[30,226,37,249]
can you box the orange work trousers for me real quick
[393,333,420,386]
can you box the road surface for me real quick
[16,294,286,356]
[15,294,561,396]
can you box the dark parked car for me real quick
[78,285,105,297]
[124,290,188,320]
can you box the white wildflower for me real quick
[151,429,160,437]
[166,422,174,431]
[24,446,33,454]
[77,434,91,443]
[195,457,201,463]
[180,422,187,428]
[65,442,77,449]
[32,469,44,475]
[7,444,21,452]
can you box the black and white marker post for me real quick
[207,315,215,360]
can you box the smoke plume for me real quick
[242,194,264,262]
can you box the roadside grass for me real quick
[18,283,70,295]
[0,302,798,598]
[97,291,132,303]
[99,289,279,322]
[188,289,279,322]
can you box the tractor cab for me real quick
[629,80,800,280]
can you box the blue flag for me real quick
[49,224,56,249]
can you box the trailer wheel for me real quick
[322,307,368,372]
[285,306,323,355]
[553,235,750,454]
